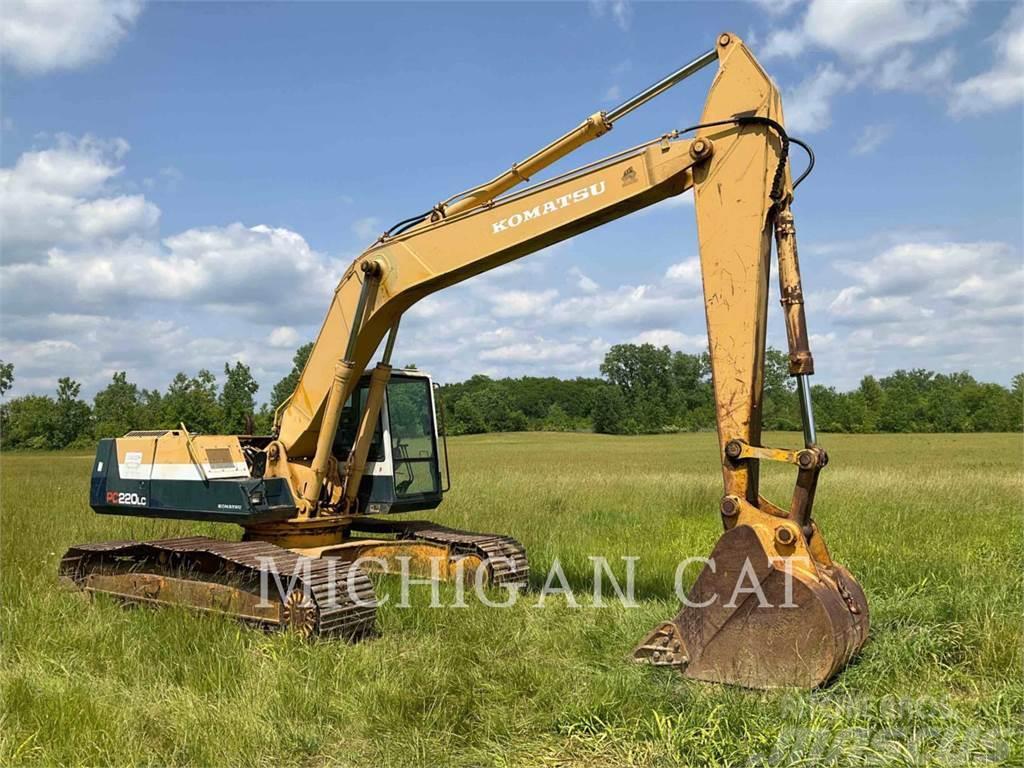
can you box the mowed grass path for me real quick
[2,432,1022,766]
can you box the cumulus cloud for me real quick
[761,3,1022,128]
[630,329,706,351]
[783,64,852,133]
[761,0,968,63]
[0,135,348,396]
[2,224,341,322]
[950,5,1024,115]
[822,239,1023,380]
[1,0,143,75]
[0,135,158,261]
[267,327,301,349]
[664,257,701,287]
[488,289,559,319]
[877,48,956,92]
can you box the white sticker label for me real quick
[97,461,104,472]
[124,451,142,468]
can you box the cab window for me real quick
[387,377,439,497]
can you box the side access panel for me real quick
[90,437,296,524]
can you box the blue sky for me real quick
[2,0,1022,401]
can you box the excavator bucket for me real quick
[633,524,868,689]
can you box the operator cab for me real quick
[334,369,449,515]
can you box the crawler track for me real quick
[59,536,377,639]
[401,524,530,586]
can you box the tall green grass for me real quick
[2,432,1022,766]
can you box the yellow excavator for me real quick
[60,33,868,690]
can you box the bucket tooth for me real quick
[631,621,687,667]
[633,524,869,689]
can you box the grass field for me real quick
[2,432,1022,767]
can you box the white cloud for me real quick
[749,0,802,17]
[761,28,808,60]
[488,289,559,319]
[0,135,350,396]
[851,123,894,155]
[950,6,1024,115]
[835,241,1012,296]
[268,326,301,349]
[783,64,852,133]
[877,48,956,91]
[2,223,340,323]
[829,286,934,324]
[478,336,606,365]
[351,216,381,242]
[629,329,706,351]
[823,239,1023,379]
[0,0,143,75]
[664,257,701,287]
[549,281,701,329]
[0,135,158,260]
[588,0,632,31]
[762,0,968,63]
[569,267,599,293]
[602,84,621,103]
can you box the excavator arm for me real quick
[261,33,868,689]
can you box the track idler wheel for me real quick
[633,524,868,689]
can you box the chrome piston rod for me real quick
[606,48,719,123]
[796,374,817,447]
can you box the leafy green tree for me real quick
[857,376,884,432]
[253,403,276,435]
[669,351,713,427]
[0,361,13,397]
[450,391,488,435]
[600,343,677,431]
[963,381,1017,432]
[220,362,259,434]
[542,403,571,432]
[163,370,221,433]
[1,395,58,449]
[93,372,141,438]
[592,385,628,435]
[877,370,932,432]
[138,388,165,429]
[54,378,92,447]
[762,348,799,430]
[271,342,313,411]
[447,385,526,434]
[601,343,674,403]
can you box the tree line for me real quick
[440,344,1024,435]
[0,342,1020,450]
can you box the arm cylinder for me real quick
[441,46,718,219]
[774,205,814,376]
